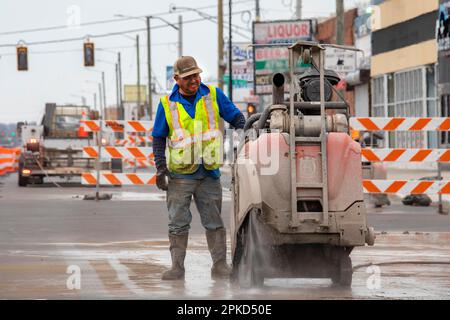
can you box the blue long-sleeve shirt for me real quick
[152,82,244,179]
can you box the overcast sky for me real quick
[0,0,361,123]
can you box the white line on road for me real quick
[107,256,147,296]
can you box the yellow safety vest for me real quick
[161,85,222,174]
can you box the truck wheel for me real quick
[18,173,28,187]
[237,212,264,288]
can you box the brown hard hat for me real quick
[174,56,203,78]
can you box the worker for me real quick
[152,56,246,280]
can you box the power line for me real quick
[0,0,254,37]
[0,9,252,48]
[0,18,202,48]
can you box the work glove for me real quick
[156,166,169,191]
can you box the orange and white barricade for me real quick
[81,120,154,133]
[115,136,153,146]
[82,172,156,185]
[353,116,450,197]
[350,117,450,131]
[0,147,19,176]
[363,180,450,195]
[124,158,155,168]
[83,146,154,160]
[80,118,157,192]
[361,148,450,162]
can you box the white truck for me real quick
[17,103,121,186]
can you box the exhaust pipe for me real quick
[257,73,286,130]
[272,73,285,105]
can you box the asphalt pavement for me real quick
[1,172,450,299]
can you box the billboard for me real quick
[325,48,356,73]
[253,19,314,95]
[224,43,258,104]
[166,65,175,91]
[438,1,450,52]
[123,85,147,103]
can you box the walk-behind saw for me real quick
[230,41,375,288]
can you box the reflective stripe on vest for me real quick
[168,129,221,148]
[203,91,218,131]
[166,96,184,141]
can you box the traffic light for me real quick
[17,45,28,71]
[247,103,256,117]
[83,41,95,67]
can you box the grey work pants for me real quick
[166,177,224,235]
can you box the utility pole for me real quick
[98,83,103,118]
[336,0,345,45]
[178,15,183,57]
[296,0,302,19]
[146,17,153,120]
[118,52,123,120]
[218,0,224,90]
[93,93,97,111]
[136,34,141,120]
[115,62,120,119]
[228,0,233,101]
[101,71,106,119]
[255,0,260,21]
[256,0,264,113]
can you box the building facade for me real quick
[370,0,439,149]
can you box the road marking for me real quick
[107,257,147,296]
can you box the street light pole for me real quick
[336,0,345,45]
[98,83,103,118]
[118,52,123,120]
[255,0,260,21]
[115,62,120,119]
[136,34,141,120]
[101,71,106,120]
[296,0,302,19]
[218,0,224,90]
[178,15,183,57]
[146,17,153,120]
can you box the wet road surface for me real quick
[1,173,450,299]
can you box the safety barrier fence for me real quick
[80,120,156,187]
[79,118,450,194]
[350,117,450,195]
[0,147,20,176]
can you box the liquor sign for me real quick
[253,19,313,95]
